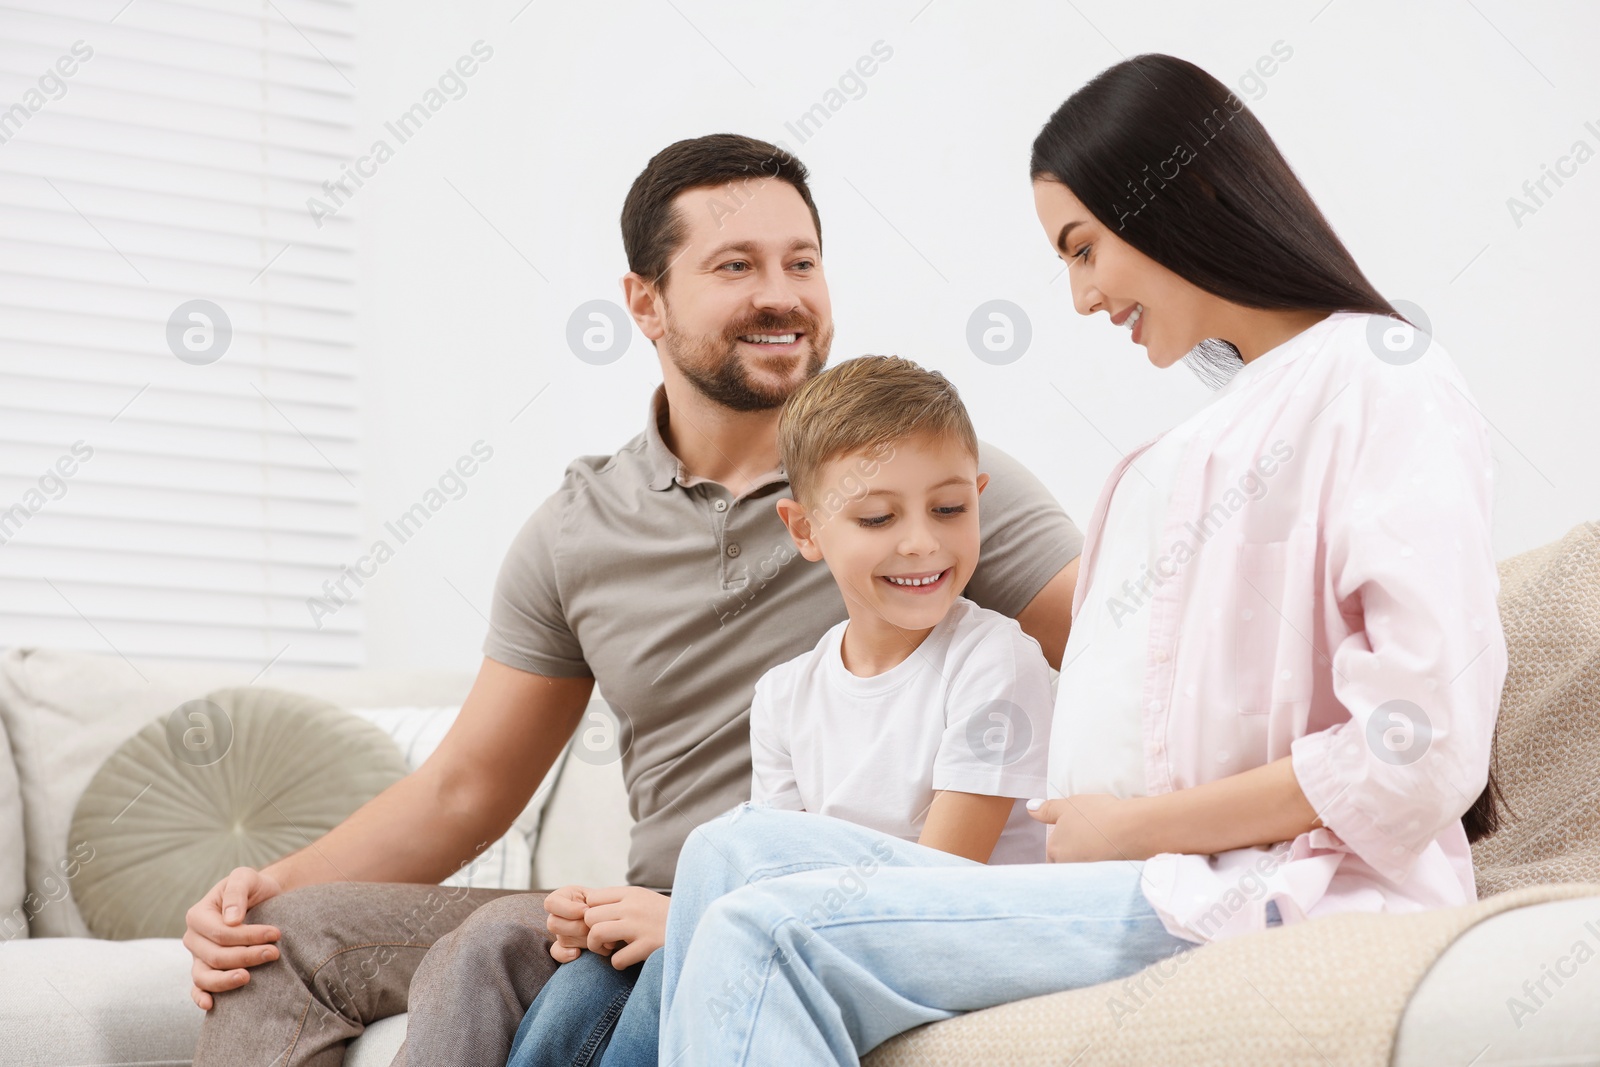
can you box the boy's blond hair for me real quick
[778,355,978,508]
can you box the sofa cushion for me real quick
[0,932,408,1067]
[0,936,199,1067]
[346,1013,408,1067]
[0,707,25,941]
[0,647,474,937]
[70,688,410,940]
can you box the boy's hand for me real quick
[542,885,593,964]
[581,886,670,969]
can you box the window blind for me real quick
[0,0,363,670]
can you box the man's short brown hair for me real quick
[778,355,978,508]
[620,133,822,291]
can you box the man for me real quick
[186,133,1084,1066]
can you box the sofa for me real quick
[2,522,1597,1066]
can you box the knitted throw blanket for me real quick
[867,522,1600,1067]
[1472,521,1600,894]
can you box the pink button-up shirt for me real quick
[1067,311,1507,944]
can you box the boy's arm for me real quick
[749,677,805,809]
[917,790,1017,863]
[926,622,1055,864]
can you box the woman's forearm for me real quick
[1129,755,1322,858]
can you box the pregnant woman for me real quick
[655,53,1510,1064]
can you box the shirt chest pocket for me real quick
[1233,538,1317,716]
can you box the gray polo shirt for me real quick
[483,385,1083,890]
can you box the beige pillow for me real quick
[68,687,409,940]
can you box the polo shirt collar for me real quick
[644,385,681,491]
[642,384,788,493]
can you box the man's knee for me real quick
[249,882,497,964]
[249,881,366,928]
[425,891,551,970]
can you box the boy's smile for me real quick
[878,567,954,594]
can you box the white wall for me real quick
[346,0,1600,670]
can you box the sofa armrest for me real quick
[1393,894,1600,1064]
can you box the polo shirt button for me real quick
[713,499,728,512]
[1154,650,1169,663]
[726,543,741,558]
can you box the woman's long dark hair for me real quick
[1029,53,1399,387]
[1030,53,1506,843]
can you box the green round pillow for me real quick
[69,687,410,940]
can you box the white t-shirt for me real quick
[750,597,1052,865]
[1049,369,1257,800]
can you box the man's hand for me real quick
[581,886,670,969]
[543,885,593,964]
[1027,795,1150,863]
[183,866,284,1010]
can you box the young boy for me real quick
[509,356,1054,1066]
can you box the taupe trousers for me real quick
[193,882,557,1067]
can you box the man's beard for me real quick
[664,308,833,412]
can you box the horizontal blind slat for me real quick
[0,362,361,409]
[0,616,364,669]
[5,510,363,557]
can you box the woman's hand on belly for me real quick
[1027,794,1153,863]
[1028,757,1323,862]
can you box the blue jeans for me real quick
[505,948,662,1067]
[660,803,1197,1065]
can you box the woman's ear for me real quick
[774,498,824,562]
